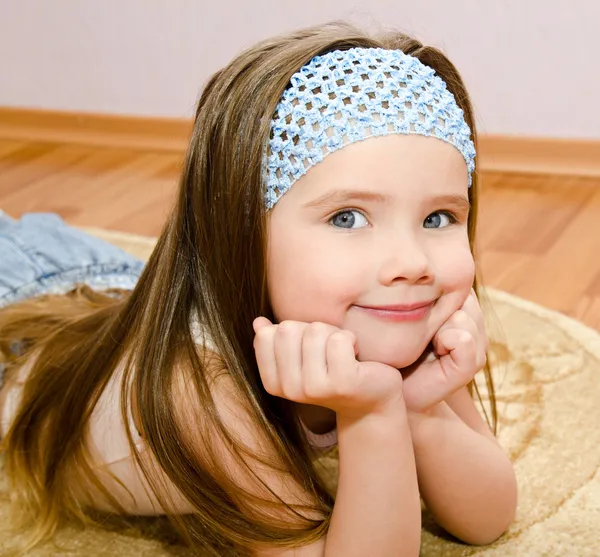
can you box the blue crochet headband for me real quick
[264,47,476,210]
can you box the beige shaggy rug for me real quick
[1,227,599,556]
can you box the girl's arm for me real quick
[261,405,422,557]
[399,291,517,544]
[248,393,422,557]
[247,318,424,556]
[176,366,421,557]
[322,405,421,557]
[408,389,517,545]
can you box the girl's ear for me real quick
[253,316,273,333]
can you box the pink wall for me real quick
[1,0,598,138]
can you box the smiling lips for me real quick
[354,300,435,322]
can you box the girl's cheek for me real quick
[452,257,476,309]
[434,246,475,307]
[268,256,358,323]
[441,243,474,281]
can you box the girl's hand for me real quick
[401,289,489,413]
[253,318,405,420]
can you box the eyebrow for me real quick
[302,190,391,208]
[428,194,471,212]
[302,189,470,211]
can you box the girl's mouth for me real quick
[353,300,435,322]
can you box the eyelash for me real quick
[327,208,368,225]
[327,209,460,226]
[435,210,459,224]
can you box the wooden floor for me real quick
[0,139,599,330]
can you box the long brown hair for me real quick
[0,21,495,555]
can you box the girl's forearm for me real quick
[325,406,421,557]
[408,403,517,545]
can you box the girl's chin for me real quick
[357,344,431,369]
[349,323,437,369]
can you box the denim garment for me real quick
[0,211,145,308]
[0,210,145,391]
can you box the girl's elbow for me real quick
[462,514,514,546]
[462,471,518,546]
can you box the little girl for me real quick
[0,22,517,557]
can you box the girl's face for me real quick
[266,134,475,369]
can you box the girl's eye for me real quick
[423,211,456,229]
[329,210,369,229]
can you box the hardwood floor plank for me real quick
[1,148,136,214]
[586,269,600,297]
[62,153,180,232]
[2,150,179,226]
[0,140,28,160]
[508,190,600,314]
[477,250,536,292]
[571,296,600,330]
[0,143,90,195]
[478,174,596,255]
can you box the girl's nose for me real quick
[376,234,433,286]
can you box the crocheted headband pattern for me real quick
[264,47,476,209]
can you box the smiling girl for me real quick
[0,22,516,557]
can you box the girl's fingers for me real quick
[273,321,304,399]
[432,309,478,356]
[326,330,358,388]
[403,292,489,411]
[462,291,489,348]
[301,322,334,396]
[253,322,280,395]
[437,328,478,377]
[253,316,273,333]
[407,329,477,409]
[436,318,487,371]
